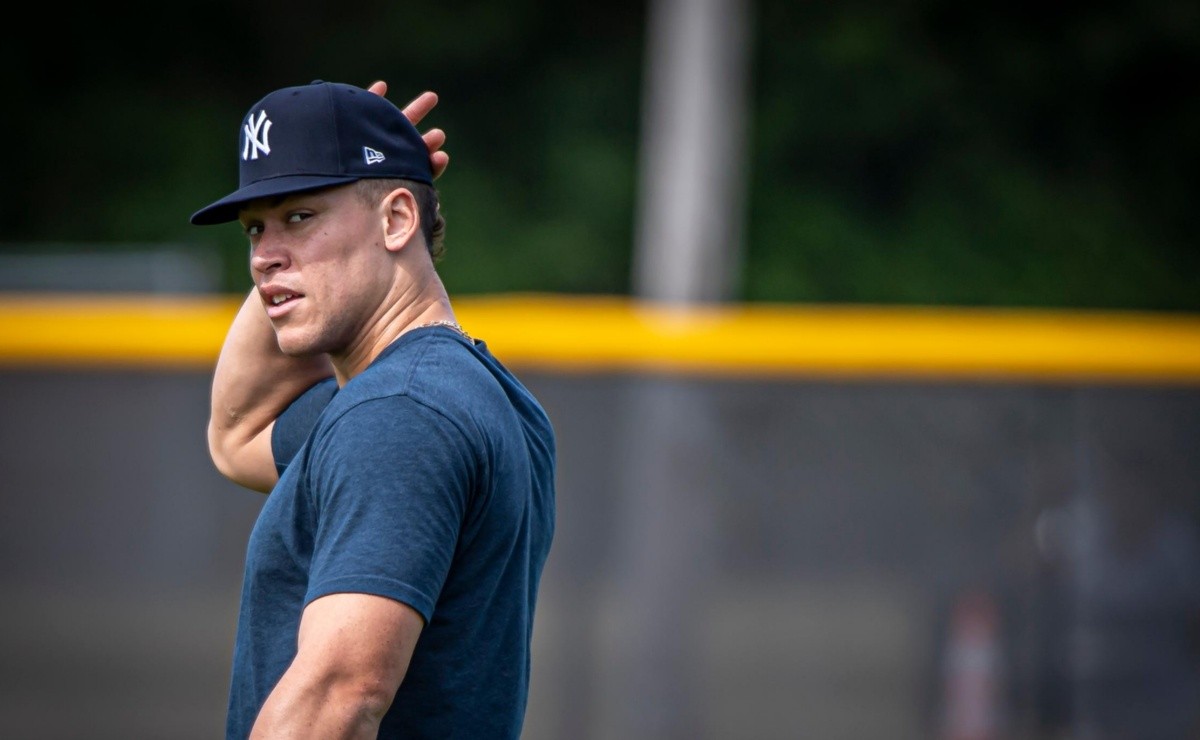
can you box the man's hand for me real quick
[370,80,450,180]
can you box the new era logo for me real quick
[363,147,385,165]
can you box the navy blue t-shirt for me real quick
[226,327,556,739]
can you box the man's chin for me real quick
[273,332,325,358]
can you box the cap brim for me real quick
[189,174,362,225]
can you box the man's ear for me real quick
[382,187,420,253]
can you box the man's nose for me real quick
[250,235,289,275]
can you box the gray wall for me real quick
[2,369,1197,739]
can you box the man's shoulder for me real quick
[307,330,550,457]
[316,333,501,429]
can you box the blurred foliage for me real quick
[1,0,1196,310]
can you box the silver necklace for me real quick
[417,319,472,342]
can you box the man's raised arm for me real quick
[208,288,334,492]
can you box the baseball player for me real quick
[195,80,556,739]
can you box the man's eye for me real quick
[287,212,311,224]
[245,224,263,237]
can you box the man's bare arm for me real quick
[249,593,424,738]
[206,85,448,491]
[208,289,333,492]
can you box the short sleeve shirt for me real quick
[225,327,556,739]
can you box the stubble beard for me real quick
[273,315,350,359]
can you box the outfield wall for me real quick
[1,295,1198,739]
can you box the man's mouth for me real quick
[262,289,304,317]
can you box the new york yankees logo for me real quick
[242,110,272,161]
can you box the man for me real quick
[192,79,557,739]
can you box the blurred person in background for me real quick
[1061,479,1200,739]
[1031,420,1200,740]
[193,79,556,739]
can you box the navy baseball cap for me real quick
[190,80,433,225]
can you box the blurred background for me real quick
[1,1,1198,738]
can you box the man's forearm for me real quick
[208,288,333,491]
[250,667,389,740]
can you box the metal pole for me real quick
[632,0,751,305]
[604,0,752,736]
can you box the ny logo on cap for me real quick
[243,110,272,161]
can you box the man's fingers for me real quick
[423,128,447,154]
[368,83,447,179]
[431,152,450,181]
[402,91,439,127]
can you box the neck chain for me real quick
[417,319,473,343]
